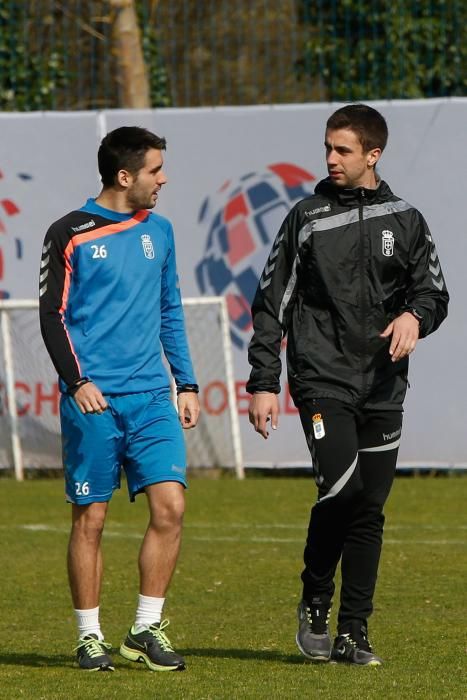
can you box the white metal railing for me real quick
[1,303,24,480]
[180,296,244,479]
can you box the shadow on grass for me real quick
[180,647,306,664]
[0,648,307,669]
[0,652,73,668]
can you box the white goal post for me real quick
[0,297,244,480]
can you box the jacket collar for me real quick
[315,177,393,205]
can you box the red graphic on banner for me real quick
[0,170,31,298]
[196,162,316,349]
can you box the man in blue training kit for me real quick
[247,104,448,666]
[40,126,200,672]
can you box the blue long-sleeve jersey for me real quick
[39,198,197,395]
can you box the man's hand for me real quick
[73,382,108,414]
[177,392,200,429]
[380,311,420,362]
[248,392,279,439]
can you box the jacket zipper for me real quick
[359,188,368,398]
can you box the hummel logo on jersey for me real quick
[71,219,95,233]
[382,230,394,257]
[141,234,155,259]
[305,204,331,217]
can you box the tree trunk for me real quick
[109,0,151,108]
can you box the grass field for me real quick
[0,474,465,700]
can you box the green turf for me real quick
[0,474,465,699]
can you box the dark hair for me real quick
[326,104,388,152]
[98,126,166,187]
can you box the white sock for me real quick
[74,606,103,640]
[134,594,165,632]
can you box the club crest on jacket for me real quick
[382,230,394,257]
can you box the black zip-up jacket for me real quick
[247,178,449,409]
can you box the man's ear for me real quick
[367,147,382,168]
[116,169,132,188]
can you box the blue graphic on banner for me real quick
[196,163,316,348]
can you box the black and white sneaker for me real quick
[75,634,115,671]
[296,598,332,662]
[332,621,383,666]
[120,620,185,671]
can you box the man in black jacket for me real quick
[247,104,449,666]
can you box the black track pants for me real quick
[298,399,402,632]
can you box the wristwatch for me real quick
[176,383,199,395]
[67,376,92,396]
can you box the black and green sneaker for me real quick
[120,620,185,671]
[75,634,114,671]
[296,598,332,662]
[332,621,383,666]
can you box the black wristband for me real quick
[67,376,91,396]
[176,383,199,395]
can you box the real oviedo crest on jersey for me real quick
[141,233,155,259]
[382,230,394,257]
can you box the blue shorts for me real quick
[60,389,187,505]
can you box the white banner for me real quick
[0,100,466,468]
